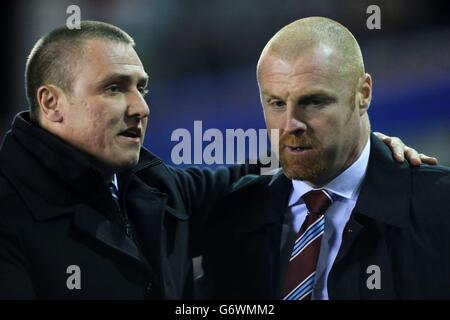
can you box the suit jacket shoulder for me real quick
[410,164,450,249]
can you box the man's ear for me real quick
[36,85,66,123]
[356,73,372,116]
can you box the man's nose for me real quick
[283,105,307,134]
[127,91,150,120]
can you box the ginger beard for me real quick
[279,133,327,181]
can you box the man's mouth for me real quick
[284,145,313,154]
[118,127,142,142]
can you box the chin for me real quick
[109,153,140,170]
[281,160,327,181]
[122,155,140,167]
[283,167,313,181]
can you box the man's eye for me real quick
[270,100,285,108]
[106,84,122,93]
[301,97,331,107]
[310,98,322,106]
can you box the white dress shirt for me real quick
[285,137,371,300]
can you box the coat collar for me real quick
[7,112,105,194]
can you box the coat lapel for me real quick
[353,134,411,228]
[123,177,169,297]
[122,169,189,299]
[72,203,148,268]
[328,134,411,299]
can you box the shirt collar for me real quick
[289,137,371,206]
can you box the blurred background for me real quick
[1,0,449,166]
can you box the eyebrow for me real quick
[297,92,337,104]
[97,73,149,88]
[262,92,283,101]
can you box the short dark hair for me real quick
[25,20,135,122]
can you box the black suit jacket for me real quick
[0,113,251,299]
[201,134,450,299]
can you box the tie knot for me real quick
[301,189,333,215]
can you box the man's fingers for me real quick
[404,147,421,166]
[382,136,391,144]
[418,153,439,165]
[373,131,388,140]
[375,132,439,166]
[388,137,405,162]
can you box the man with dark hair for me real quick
[0,20,435,299]
[201,17,450,300]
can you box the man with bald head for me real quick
[201,17,450,300]
[258,17,371,186]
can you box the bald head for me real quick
[257,17,364,85]
[257,17,373,186]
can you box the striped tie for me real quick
[283,189,333,300]
[108,182,120,209]
[108,181,135,241]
